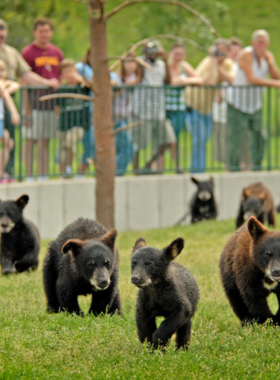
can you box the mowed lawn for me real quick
[1,217,280,379]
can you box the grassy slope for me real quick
[1,217,280,379]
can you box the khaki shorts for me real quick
[130,117,176,151]
[22,110,59,140]
[59,127,84,163]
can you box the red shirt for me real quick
[21,42,63,80]
[22,43,63,109]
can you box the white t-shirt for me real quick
[227,46,269,114]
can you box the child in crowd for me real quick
[0,60,20,183]
[56,59,91,178]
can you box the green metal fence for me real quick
[2,84,280,181]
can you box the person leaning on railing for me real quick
[212,37,243,170]
[226,29,280,171]
[21,17,63,181]
[185,39,235,173]
[128,41,177,172]
[114,53,140,175]
[0,18,59,180]
[0,60,20,183]
[166,43,202,172]
[55,59,91,179]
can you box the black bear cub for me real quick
[0,194,40,275]
[131,237,199,349]
[190,176,217,223]
[43,218,122,316]
[220,216,280,325]
[236,182,276,229]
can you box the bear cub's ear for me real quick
[61,239,85,256]
[191,177,199,186]
[15,194,29,209]
[132,238,146,253]
[247,216,267,241]
[100,229,118,252]
[164,237,185,261]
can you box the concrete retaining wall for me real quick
[2,171,280,239]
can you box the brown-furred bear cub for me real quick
[236,182,276,229]
[43,218,122,316]
[220,216,280,325]
[131,237,199,349]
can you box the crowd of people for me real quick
[0,16,280,180]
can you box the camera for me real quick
[212,47,226,57]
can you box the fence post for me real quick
[267,87,271,171]
[19,88,23,182]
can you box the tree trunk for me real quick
[89,9,115,229]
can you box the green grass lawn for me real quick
[1,217,280,379]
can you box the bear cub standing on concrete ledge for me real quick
[0,194,40,275]
[236,182,276,229]
[43,218,122,316]
[131,237,199,349]
[220,216,280,325]
[190,176,217,223]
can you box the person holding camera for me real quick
[129,41,176,172]
[186,38,234,173]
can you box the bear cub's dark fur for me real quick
[220,216,280,325]
[0,194,40,275]
[190,176,217,223]
[43,218,122,316]
[131,237,199,349]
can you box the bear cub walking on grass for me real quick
[0,194,40,275]
[43,218,122,316]
[190,176,217,224]
[220,216,280,325]
[236,182,276,229]
[131,237,199,349]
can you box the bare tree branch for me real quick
[111,122,141,136]
[106,0,221,37]
[39,94,93,102]
[109,34,208,71]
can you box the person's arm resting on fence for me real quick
[264,51,280,79]
[4,79,20,94]
[0,80,20,125]
[239,51,280,87]
[171,62,203,86]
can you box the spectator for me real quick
[212,37,243,168]
[56,59,91,178]
[75,49,94,173]
[186,39,235,172]
[166,43,202,171]
[0,60,20,182]
[227,30,280,170]
[0,18,59,179]
[129,41,177,172]
[21,17,63,180]
[228,37,243,63]
[76,48,135,176]
[114,53,140,175]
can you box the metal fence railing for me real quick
[2,84,280,181]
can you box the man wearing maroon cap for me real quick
[22,18,63,179]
